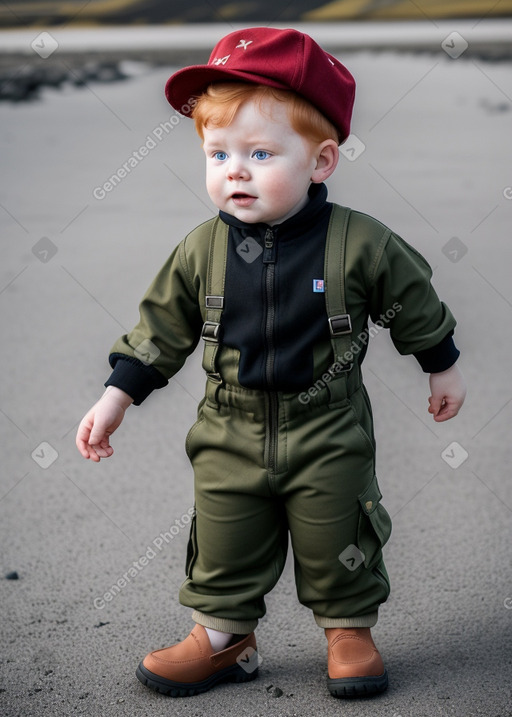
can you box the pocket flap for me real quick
[358,475,382,516]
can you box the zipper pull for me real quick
[263,228,276,264]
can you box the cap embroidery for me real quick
[236,39,253,50]
[211,54,230,66]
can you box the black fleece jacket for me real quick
[106,184,459,403]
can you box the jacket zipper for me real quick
[263,228,277,386]
[263,228,278,475]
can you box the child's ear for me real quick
[311,139,339,183]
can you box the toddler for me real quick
[77,27,466,698]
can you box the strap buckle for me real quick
[201,321,220,343]
[328,314,352,336]
[205,295,224,310]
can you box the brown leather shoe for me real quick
[326,627,388,697]
[136,625,259,696]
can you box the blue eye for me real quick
[253,150,270,160]
[214,151,228,161]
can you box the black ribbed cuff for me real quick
[413,332,460,373]
[104,354,167,405]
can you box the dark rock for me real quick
[0,61,129,102]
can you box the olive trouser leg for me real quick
[179,380,391,634]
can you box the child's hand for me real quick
[428,363,466,422]
[76,387,133,462]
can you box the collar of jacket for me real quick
[218,182,329,239]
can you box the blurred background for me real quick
[1,0,512,100]
[1,0,512,25]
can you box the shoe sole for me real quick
[136,661,259,697]
[327,670,388,698]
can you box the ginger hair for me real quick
[192,82,340,145]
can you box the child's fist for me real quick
[428,363,466,422]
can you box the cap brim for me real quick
[165,64,291,116]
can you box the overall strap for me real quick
[201,216,229,383]
[324,204,353,374]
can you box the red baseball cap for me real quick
[165,27,355,143]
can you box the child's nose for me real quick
[226,158,249,181]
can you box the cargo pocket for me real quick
[185,510,198,579]
[357,475,392,570]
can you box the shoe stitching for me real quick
[148,631,208,667]
[330,634,373,646]
[329,636,377,665]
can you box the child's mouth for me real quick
[231,193,257,207]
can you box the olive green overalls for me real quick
[110,205,456,634]
[182,206,389,634]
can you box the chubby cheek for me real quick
[205,167,223,205]
[263,170,309,206]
